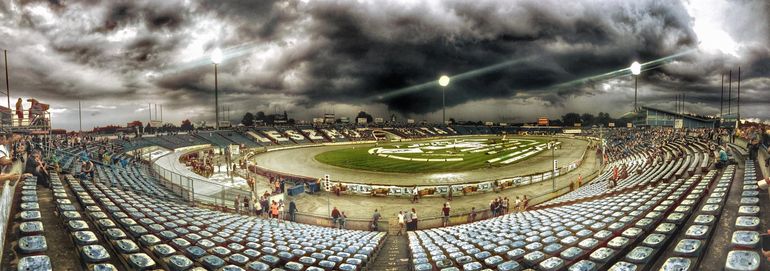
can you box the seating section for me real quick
[408,168,722,271]
[723,161,763,271]
[51,174,121,270]
[10,177,53,271]
[68,176,384,270]
[4,128,766,270]
[622,169,721,270]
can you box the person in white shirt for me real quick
[397,211,405,235]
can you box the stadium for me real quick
[1,1,770,271]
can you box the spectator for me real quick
[514,196,522,213]
[234,195,241,214]
[489,199,497,216]
[331,207,341,227]
[255,197,263,216]
[288,200,297,222]
[278,200,285,219]
[441,203,450,227]
[50,152,60,173]
[80,157,94,180]
[24,149,49,188]
[338,211,347,229]
[243,196,250,215]
[502,197,509,214]
[15,98,23,126]
[371,209,381,231]
[405,209,413,231]
[447,185,453,201]
[410,208,418,230]
[522,195,529,211]
[718,147,729,168]
[397,211,405,235]
[411,186,419,203]
[270,200,279,219]
[469,207,476,223]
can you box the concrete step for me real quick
[369,235,410,270]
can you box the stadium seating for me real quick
[11,177,53,271]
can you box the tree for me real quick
[144,123,155,134]
[581,113,595,127]
[356,111,373,123]
[561,113,581,126]
[255,111,266,122]
[241,112,255,126]
[181,119,193,131]
[595,112,611,126]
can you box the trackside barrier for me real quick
[254,136,593,198]
[0,166,23,263]
[146,136,602,231]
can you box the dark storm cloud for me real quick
[1,0,769,130]
[289,0,698,114]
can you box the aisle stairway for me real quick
[369,235,410,271]
[32,178,81,270]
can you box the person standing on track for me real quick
[441,203,450,227]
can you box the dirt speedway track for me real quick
[251,136,589,185]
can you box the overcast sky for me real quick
[1,0,768,130]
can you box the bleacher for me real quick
[59,174,385,270]
[215,131,262,148]
[3,128,768,270]
[194,132,237,148]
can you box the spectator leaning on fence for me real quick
[371,209,381,231]
[288,200,297,222]
[441,203,450,227]
[338,211,347,229]
[331,207,341,227]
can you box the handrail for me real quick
[0,163,25,263]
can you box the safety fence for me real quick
[253,135,599,199]
[147,135,604,231]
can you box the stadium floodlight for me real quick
[630,61,641,111]
[438,75,450,87]
[438,75,450,124]
[211,48,223,64]
[630,61,641,75]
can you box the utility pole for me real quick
[737,66,741,124]
[78,100,82,133]
[214,63,219,130]
[720,73,724,117]
[728,70,732,115]
[4,50,9,110]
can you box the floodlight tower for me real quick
[211,48,223,130]
[438,75,450,124]
[630,61,642,111]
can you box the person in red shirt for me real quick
[441,203,451,227]
[331,207,341,227]
[14,98,23,126]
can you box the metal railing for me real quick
[145,135,603,230]
[150,162,259,209]
[254,135,596,198]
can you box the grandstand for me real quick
[0,123,767,271]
